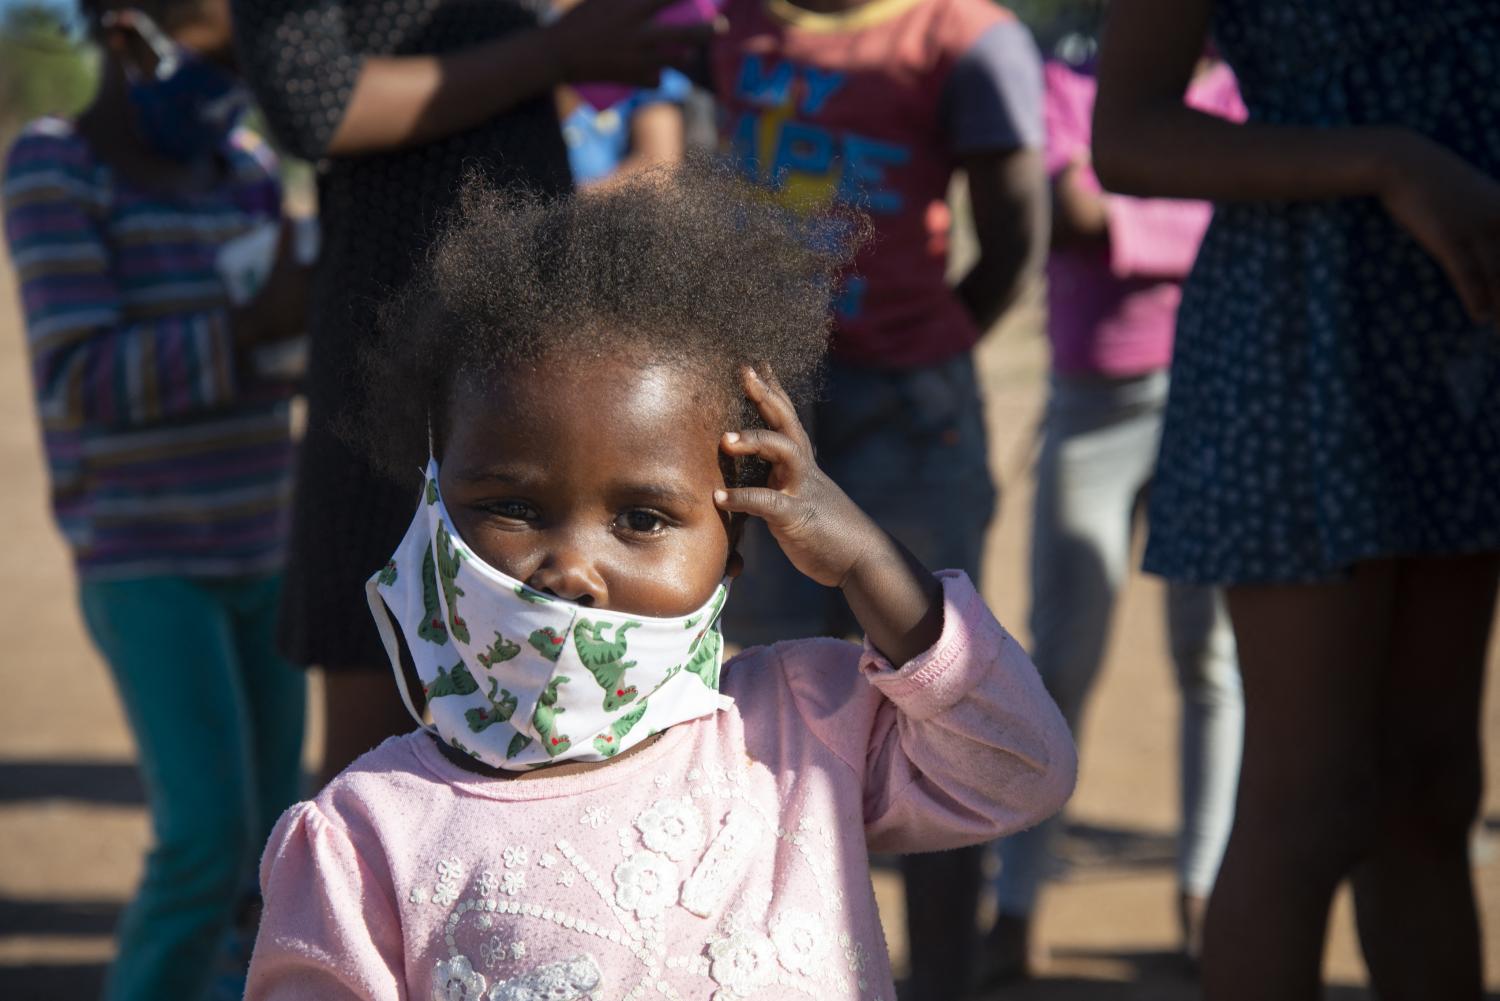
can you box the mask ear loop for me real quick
[100,8,181,78]
[366,577,436,735]
[364,461,442,736]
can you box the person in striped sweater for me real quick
[2,1,307,998]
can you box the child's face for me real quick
[438,354,735,618]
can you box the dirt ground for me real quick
[1,233,1498,1001]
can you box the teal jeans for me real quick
[79,574,306,1001]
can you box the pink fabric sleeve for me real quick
[1103,194,1215,280]
[779,571,1076,854]
[246,803,407,1001]
[1042,60,1091,177]
[1101,62,1246,280]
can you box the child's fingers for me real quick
[721,429,801,470]
[713,486,797,523]
[741,365,809,446]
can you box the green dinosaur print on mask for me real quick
[476,633,521,668]
[682,628,723,689]
[687,589,728,650]
[434,523,470,644]
[515,585,552,605]
[426,660,479,699]
[465,677,519,733]
[574,620,642,711]
[377,560,398,587]
[417,547,448,644]
[532,676,572,756]
[507,732,533,759]
[592,700,649,757]
[529,627,567,662]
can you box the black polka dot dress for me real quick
[1143,0,1500,586]
[233,0,572,668]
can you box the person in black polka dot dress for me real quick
[1091,1,1500,998]
[231,0,716,784]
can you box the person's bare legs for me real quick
[1202,563,1395,1001]
[1353,552,1498,1001]
[317,668,422,787]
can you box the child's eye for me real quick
[617,509,667,535]
[482,500,535,522]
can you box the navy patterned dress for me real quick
[1143,0,1500,585]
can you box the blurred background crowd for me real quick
[1,0,1499,999]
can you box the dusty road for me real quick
[0,236,1497,1000]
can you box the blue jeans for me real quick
[994,371,1243,914]
[723,352,997,644]
[79,574,305,1001]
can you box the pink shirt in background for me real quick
[247,573,1075,1001]
[1044,60,1245,377]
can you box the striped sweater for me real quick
[3,116,295,580]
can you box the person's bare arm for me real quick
[1050,160,1108,250]
[326,0,714,156]
[1092,0,1500,322]
[955,148,1050,332]
[599,101,686,183]
[1091,0,1398,201]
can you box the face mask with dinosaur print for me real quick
[366,459,734,771]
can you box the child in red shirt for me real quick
[709,2,1048,997]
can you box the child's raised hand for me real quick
[715,367,945,664]
[714,366,881,588]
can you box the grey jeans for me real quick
[994,371,1243,912]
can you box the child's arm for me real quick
[3,135,273,428]
[717,367,1075,845]
[773,572,1076,851]
[247,802,405,1000]
[231,0,717,159]
[943,18,1050,332]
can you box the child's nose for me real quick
[526,550,606,607]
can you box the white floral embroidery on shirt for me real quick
[839,932,870,974]
[770,908,828,977]
[579,805,610,830]
[634,798,706,862]
[432,881,460,906]
[436,857,465,882]
[502,845,529,869]
[510,940,527,961]
[537,853,557,869]
[476,871,499,897]
[487,955,601,1001]
[501,870,527,896]
[432,954,487,1000]
[479,935,506,971]
[409,886,428,905]
[557,870,576,888]
[653,773,671,789]
[707,931,775,999]
[613,850,679,919]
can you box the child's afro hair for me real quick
[352,156,864,485]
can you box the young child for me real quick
[245,166,1074,1000]
[2,1,306,997]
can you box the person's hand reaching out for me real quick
[547,0,721,87]
[1378,133,1500,331]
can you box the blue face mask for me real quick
[104,8,248,162]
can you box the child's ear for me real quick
[724,512,746,579]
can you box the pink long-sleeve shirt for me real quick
[247,572,1075,1001]
[1044,60,1246,376]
